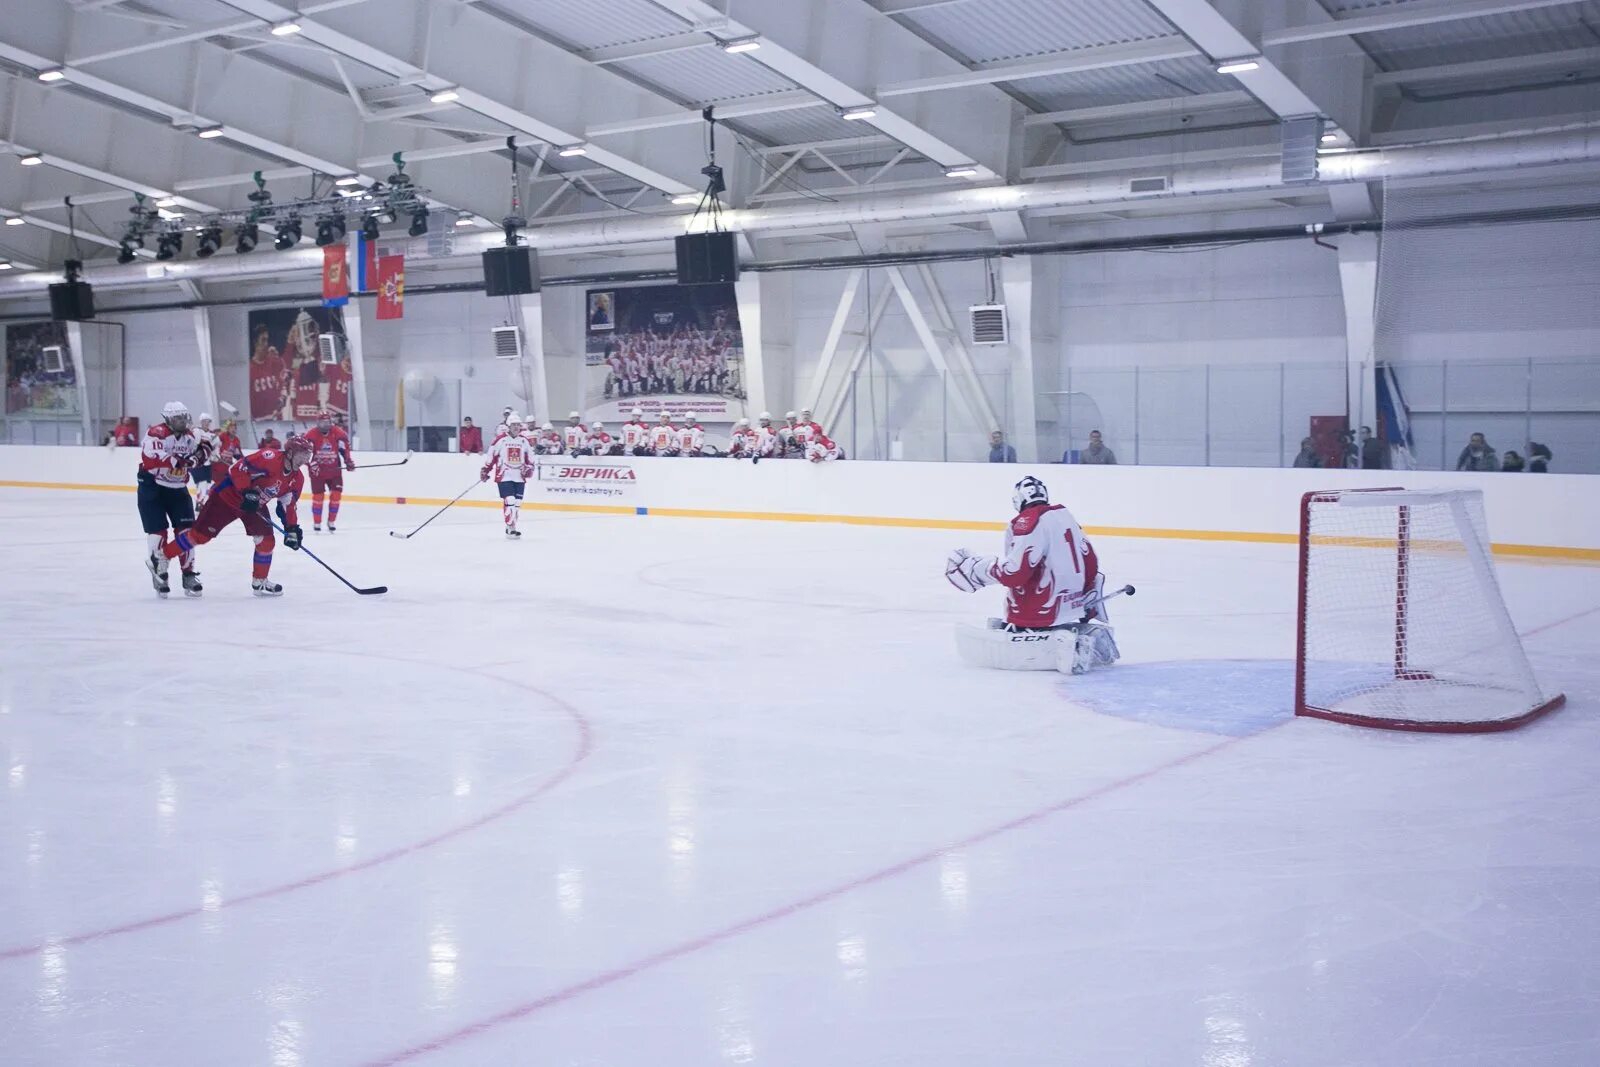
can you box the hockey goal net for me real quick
[1296,487,1564,732]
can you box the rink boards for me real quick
[1,445,1597,562]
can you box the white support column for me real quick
[515,293,551,423]
[806,269,862,412]
[64,321,92,446]
[190,308,219,420]
[734,275,767,417]
[343,298,374,449]
[1337,232,1380,434]
[908,264,1002,434]
[999,257,1040,463]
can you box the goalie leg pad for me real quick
[955,623,1072,671]
[1060,623,1120,675]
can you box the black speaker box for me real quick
[482,246,540,296]
[49,281,95,321]
[675,232,739,285]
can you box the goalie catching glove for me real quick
[945,548,998,592]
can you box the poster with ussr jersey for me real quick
[246,306,353,421]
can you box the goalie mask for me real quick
[1012,475,1049,513]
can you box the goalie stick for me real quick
[269,518,388,595]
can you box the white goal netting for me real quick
[1296,488,1564,732]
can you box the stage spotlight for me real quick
[360,213,380,241]
[117,242,137,265]
[236,222,259,254]
[314,214,346,246]
[195,225,223,258]
[408,205,429,237]
[274,215,301,250]
[155,231,182,260]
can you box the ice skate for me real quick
[145,552,170,598]
[313,524,322,533]
[181,571,203,598]
[251,578,284,597]
[327,523,336,533]
[506,528,522,539]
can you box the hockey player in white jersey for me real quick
[675,414,705,457]
[191,412,220,506]
[752,412,780,458]
[563,412,590,455]
[480,414,534,538]
[727,417,754,458]
[589,421,619,456]
[650,412,678,456]
[945,475,1123,674]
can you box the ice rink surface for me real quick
[3,485,1598,1067]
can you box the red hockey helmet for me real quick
[283,433,314,466]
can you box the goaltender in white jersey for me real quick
[945,475,1125,674]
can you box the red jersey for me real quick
[304,426,353,476]
[210,431,242,479]
[458,425,484,454]
[215,448,305,526]
[140,422,201,488]
[326,360,353,416]
[249,351,287,419]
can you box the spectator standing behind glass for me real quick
[1292,437,1322,468]
[1527,441,1552,473]
[1360,426,1388,470]
[458,417,484,454]
[1079,429,1117,465]
[1501,451,1525,473]
[1455,432,1497,471]
[988,429,1017,463]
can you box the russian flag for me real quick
[355,232,377,293]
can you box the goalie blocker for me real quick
[945,475,1127,674]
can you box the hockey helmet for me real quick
[568,411,582,423]
[785,410,797,420]
[632,407,643,417]
[1012,475,1049,513]
[735,417,749,427]
[198,412,214,427]
[758,411,772,424]
[507,412,524,427]
[283,433,314,465]
[657,411,672,421]
[591,420,604,431]
[162,400,191,431]
[800,408,812,420]
[542,422,554,431]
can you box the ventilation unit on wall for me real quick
[969,304,1008,345]
[41,345,66,373]
[317,332,346,365]
[491,324,523,360]
[1128,175,1169,194]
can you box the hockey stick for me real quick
[269,518,388,595]
[388,479,481,540]
[1083,584,1136,611]
[356,450,414,469]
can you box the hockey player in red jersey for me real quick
[304,412,355,532]
[480,414,534,537]
[155,435,309,597]
[945,476,1120,673]
[138,400,205,598]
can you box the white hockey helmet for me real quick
[198,412,214,426]
[591,420,604,430]
[632,407,643,417]
[507,412,524,427]
[735,417,749,427]
[758,411,772,423]
[785,410,797,420]
[1012,475,1049,513]
[568,410,581,422]
[162,400,191,429]
[658,411,672,421]
[542,421,554,431]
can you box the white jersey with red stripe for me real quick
[622,420,651,451]
[728,426,754,455]
[676,424,705,455]
[589,430,616,454]
[752,424,780,457]
[481,435,534,484]
[140,422,201,488]
[794,420,825,447]
[806,435,841,463]
[650,423,677,452]
[563,423,589,453]
[986,503,1099,629]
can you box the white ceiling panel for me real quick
[901,0,1181,65]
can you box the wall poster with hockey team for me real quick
[246,306,355,422]
[584,283,747,423]
[4,321,79,417]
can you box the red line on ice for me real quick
[362,733,1246,1067]
[0,657,593,964]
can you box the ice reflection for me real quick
[716,986,755,1064]
[26,828,44,866]
[156,771,177,830]
[836,935,867,983]
[665,762,696,895]
[270,1016,303,1067]
[428,923,458,1006]
[336,818,358,858]
[201,878,224,936]
[38,940,66,1013]
[939,851,969,913]
[8,762,23,789]
[557,865,584,917]
[1200,990,1255,1067]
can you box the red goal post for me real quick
[1295,487,1565,733]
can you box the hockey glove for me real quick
[283,524,304,551]
[345,462,356,471]
[239,488,261,513]
[944,548,998,592]
[480,469,491,482]
[520,465,533,479]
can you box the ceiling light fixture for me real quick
[335,175,362,186]
[274,215,302,251]
[839,105,877,121]
[195,225,223,259]
[408,205,429,237]
[943,164,979,179]
[557,145,588,158]
[1320,132,1340,144]
[18,153,44,166]
[671,193,700,206]
[429,87,460,104]
[157,208,183,221]
[1215,58,1260,75]
[270,21,302,36]
[235,222,259,254]
[719,36,761,54]
[4,217,26,226]
[37,68,65,83]
[0,262,13,270]
[197,126,224,139]
[454,213,476,227]
[155,231,183,261]
[155,197,178,208]
[360,213,380,241]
